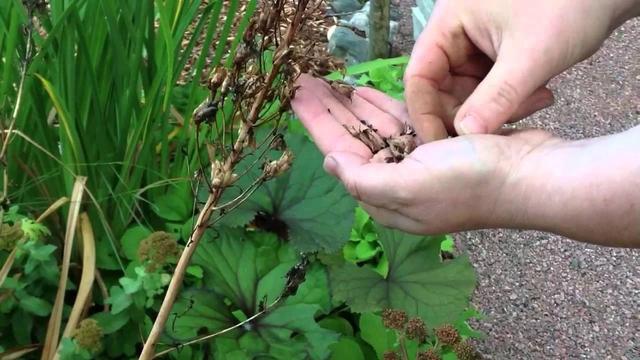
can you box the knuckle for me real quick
[489,81,520,113]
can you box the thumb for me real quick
[324,151,399,206]
[454,54,554,135]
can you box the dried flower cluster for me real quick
[0,222,23,251]
[180,0,341,85]
[435,324,461,346]
[383,350,400,360]
[405,317,428,343]
[72,319,103,353]
[453,341,481,360]
[138,231,180,272]
[416,348,441,360]
[382,308,408,330]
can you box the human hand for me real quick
[404,0,640,141]
[291,75,560,235]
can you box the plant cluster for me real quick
[379,308,482,360]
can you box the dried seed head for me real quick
[453,341,481,360]
[211,161,238,188]
[72,319,103,353]
[0,222,23,251]
[262,150,294,180]
[417,349,442,360]
[435,324,460,346]
[381,309,408,330]
[138,232,180,272]
[209,67,227,91]
[383,351,400,360]
[405,317,428,343]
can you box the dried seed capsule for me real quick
[435,324,461,346]
[453,341,481,360]
[381,309,407,330]
[405,317,428,343]
[417,349,442,360]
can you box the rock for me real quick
[327,26,370,64]
[329,0,363,14]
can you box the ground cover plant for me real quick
[0,0,482,358]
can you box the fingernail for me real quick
[457,114,487,135]
[323,156,339,176]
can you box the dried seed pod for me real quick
[262,150,294,180]
[453,341,481,360]
[381,309,408,330]
[417,349,442,360]
[0,222,23,251]
[193,100,218,126]
[405,317,428,343]
[434,324,461,346]
[209,66,227,92]
[327,79,355,100]
[343,123,387,154]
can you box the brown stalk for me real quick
[139,3,310,358]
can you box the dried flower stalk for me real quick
[139,1,317,358]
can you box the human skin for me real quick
[291,75,640,248]
[403,0,640,141]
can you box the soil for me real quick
[389,5,640,358]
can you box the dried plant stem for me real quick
[139,4,309,358]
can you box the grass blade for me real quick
[41,177,87,360]
[58,212,96,347]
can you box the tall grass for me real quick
[0,0,251,267]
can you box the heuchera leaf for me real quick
[167,228,338,359]
[329,225,476,326]
[218,134,356,252]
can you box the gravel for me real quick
[390,6,640,360]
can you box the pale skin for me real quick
[291,0,640,248]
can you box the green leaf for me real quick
[330,225,476,326]
[170,227,338,358]
[119,276,142,294]
[12,309,33,344]
[120,225,152,261]
[359,312,397,360]
[18,294,52,316]
[329,336,365,360]
[220,134,356,252]
[106,286,132,315]
[152,183,192,222]
[441,234,455,252]
[92,311,130,334]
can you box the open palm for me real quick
[291,75,558,234]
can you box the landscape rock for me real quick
[327,25,370,64]
[329,0,363,14]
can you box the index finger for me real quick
[291,74,371,158]
[404,8,471,141]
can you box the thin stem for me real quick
[153,297,282,358]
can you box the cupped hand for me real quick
[405,0,639,141]
[291,75,560,235]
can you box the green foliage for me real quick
[330,225,476,326]
[220,134,357,252]
[166,228,339,359]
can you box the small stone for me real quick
[329,0,363,13]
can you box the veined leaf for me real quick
[330,225,476,326]
[167,228,338,359]
[219,134,356,252]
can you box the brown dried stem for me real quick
[138,1,310,358]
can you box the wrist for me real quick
[610,0,640,28]
[504,128,640,246]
